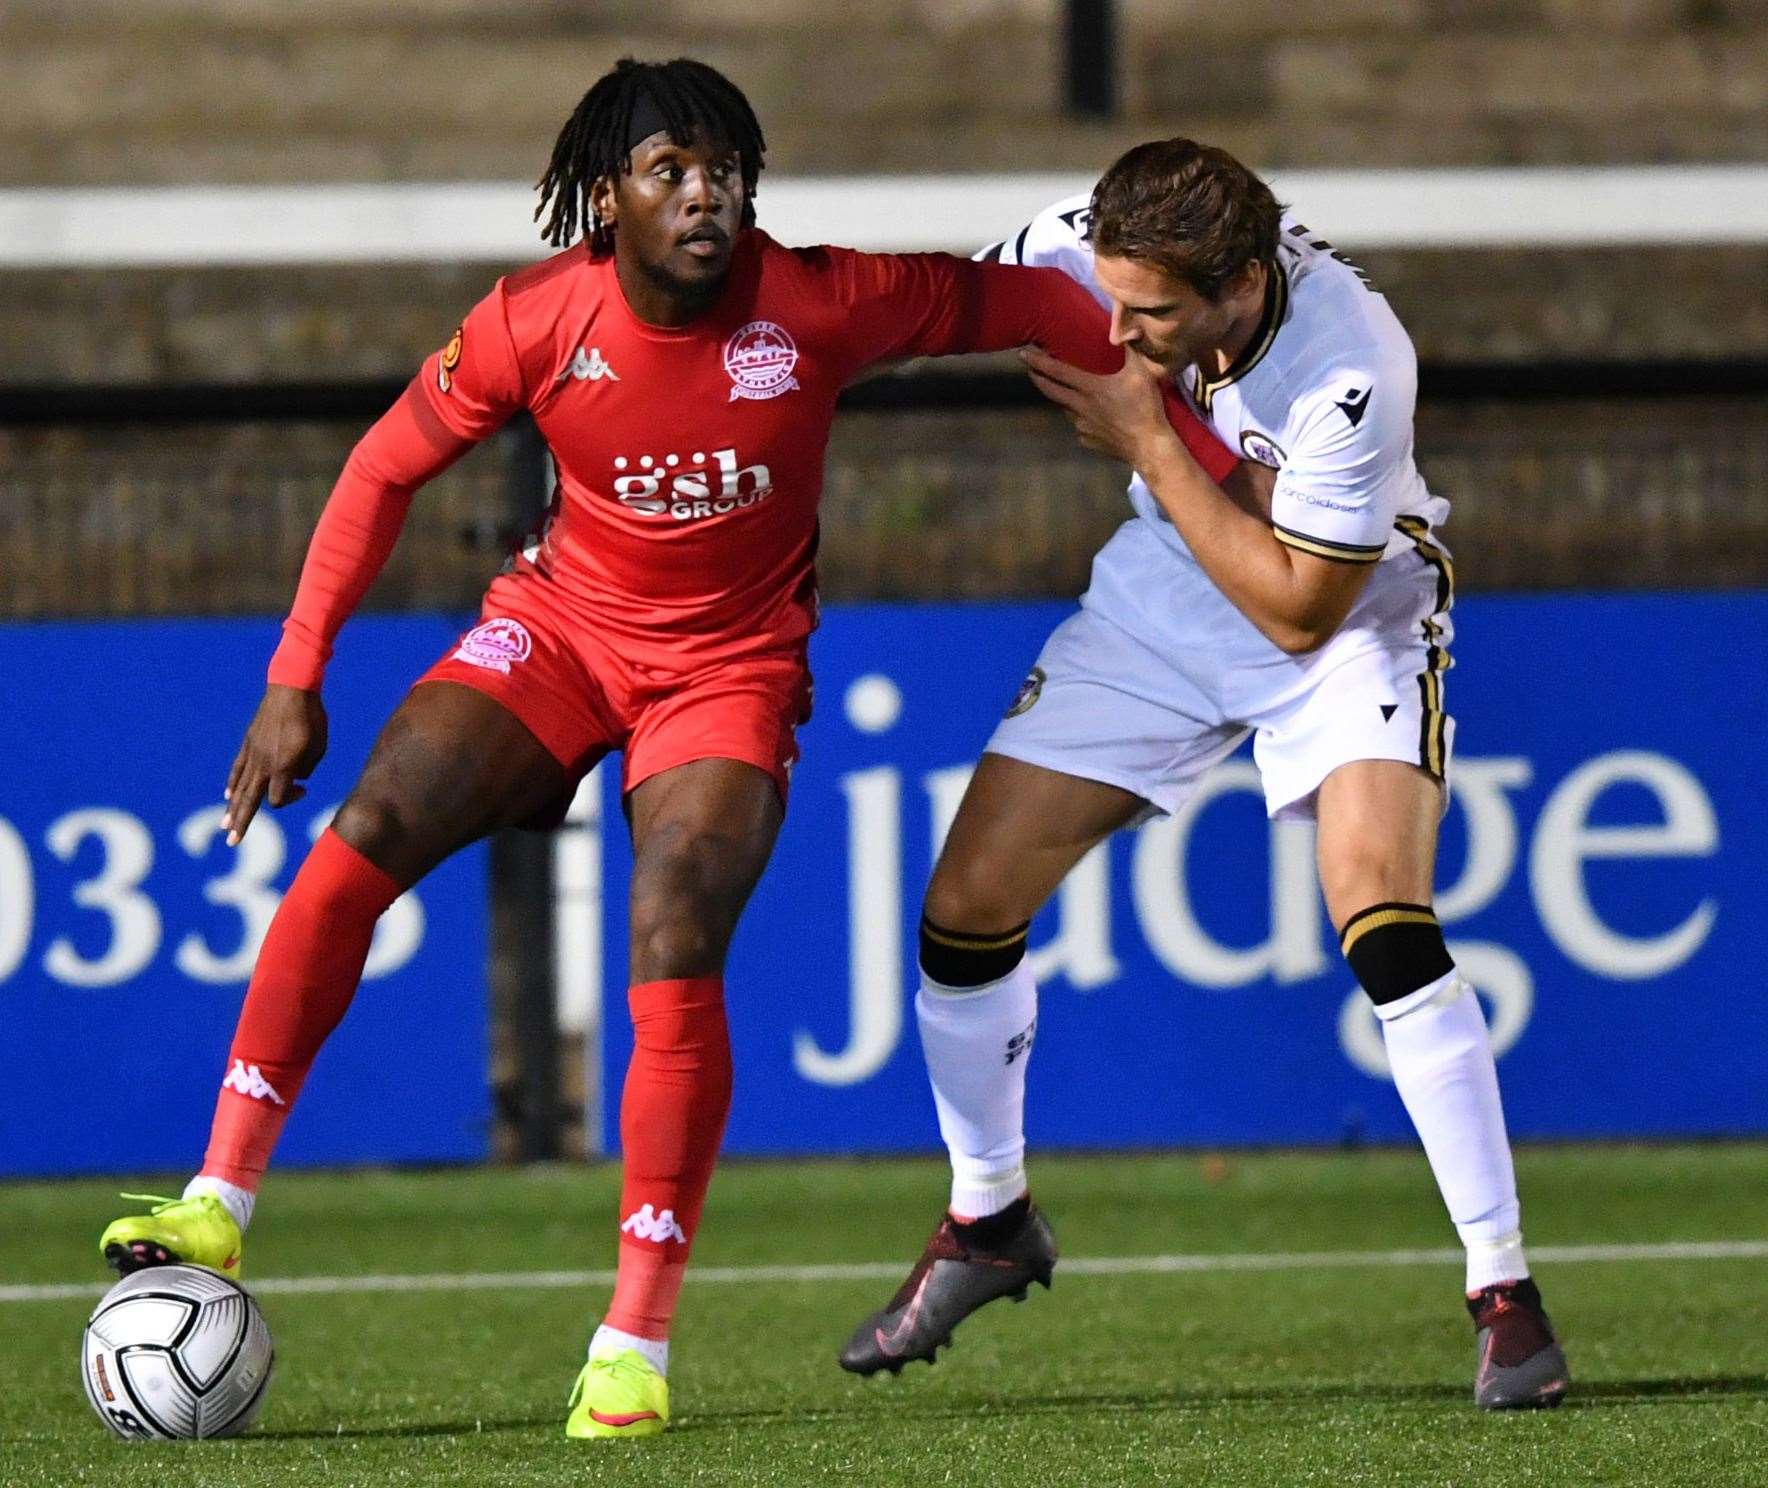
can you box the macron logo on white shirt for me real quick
[557,346,619,383]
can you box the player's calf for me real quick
[839,915,1054,1376]
[1342,900,1527,1281]
[1340,900,1569,1404]
[917,913,1039,1220]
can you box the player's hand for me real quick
[1021,344,1177,472]
[222,685,328,846]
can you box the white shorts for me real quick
[986,517,1455,822]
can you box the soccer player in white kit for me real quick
[839,139,1569,1410]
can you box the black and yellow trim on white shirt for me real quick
[1195,260,1289,417]
[1271,522,1388,564]
[1395,514,1454,779]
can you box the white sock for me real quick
[590,1323,668,1377]
[1375,969,1529,1293]
[916,958,1037,1218]
[183,1175,255,1233]
[1465,1230,1529,1293]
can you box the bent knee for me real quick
[921,856,1033,989]
[1320,852,1429,928]
[629,861,742,981]
[330,792,411,866]
[631,919,727,981]
[923,853,1030,935]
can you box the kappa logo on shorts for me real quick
[724,320,800,401]
[1005,666,1046,719]
[452,618,533,675]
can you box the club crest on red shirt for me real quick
[724,320,800,401]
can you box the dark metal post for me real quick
[493,413,562,1161]
[1064,0,1120,119]
[492,827,561,1160]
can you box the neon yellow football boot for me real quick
[564,1349,670,1440]
[99,1193,244,1279]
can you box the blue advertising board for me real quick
[600,593,1768,1155]
[0,617,490,1177]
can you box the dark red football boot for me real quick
[839,1201,1057,1376]
[1468,1276,1570,1409]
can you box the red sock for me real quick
[200,829,402,1189]
[605,977,732,1340]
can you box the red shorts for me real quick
[417,572,812,803]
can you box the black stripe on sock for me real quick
[920,915,1030,988]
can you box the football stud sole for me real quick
[104,1240,179,1276]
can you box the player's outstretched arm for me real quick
[1024,344,1371,655]
[264,383,473,693]
[228,386,490,844]
[222,684,329,846]
[956,259,1238,482]
[829,250,1237,483]
[230,291,524,841]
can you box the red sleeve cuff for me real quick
[1161,386,1238,484]
[267,626,327,692]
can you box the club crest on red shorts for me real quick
[452,618,532,675]
[724,320,799,401]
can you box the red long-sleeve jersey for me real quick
[268,230,1237,690]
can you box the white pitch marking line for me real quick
[5,1239,1765,1305]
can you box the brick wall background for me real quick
[7,1,1761,1159]
[4,0,1764,609]
[4,0,1764,181]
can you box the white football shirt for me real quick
[981,195,1448,566]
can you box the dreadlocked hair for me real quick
[534,57,766,253]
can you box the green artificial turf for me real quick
[3,1145,1765,1486]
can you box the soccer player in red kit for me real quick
[98,58,1239,1437]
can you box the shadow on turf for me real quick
[1559,1376,1768,1409]
[245,1375,1768,1441]
[253,1417,550,1442]
[678,1374,1768,1430]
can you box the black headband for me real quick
[624,89,677,156]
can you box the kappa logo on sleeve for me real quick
[437,325,464,394]
[724,320,799,401]
[452,618,533,674]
